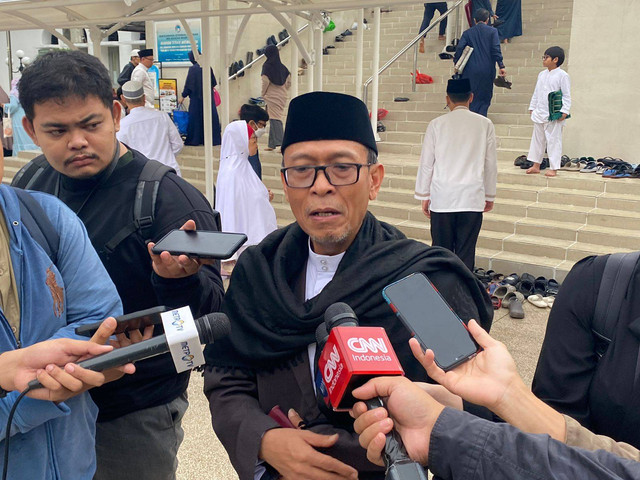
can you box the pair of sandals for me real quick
[602,163,636,178]
[492,286,524,319]
[527,294,555,308]
[474,268,503,284]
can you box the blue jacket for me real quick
[0,185,122,480]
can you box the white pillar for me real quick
[370,7,381,141]
[201,1,214,205]
[220,0,230,129]
[307,23,314,92]
[313,27,323,91]
[355,8,364,98]
[89,27,106,66]
[290,15,299,99]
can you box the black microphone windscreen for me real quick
[315,322,329,346]
[324,302,359,331]
[196,313,231,344]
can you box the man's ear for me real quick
[368,163,385,201]
[22,116,40,146]
[112,100,122,132]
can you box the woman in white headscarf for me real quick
[216,120,277,274]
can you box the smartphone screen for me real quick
[151,230,247,259]
[382,273,478,371]
[75,306,167,337]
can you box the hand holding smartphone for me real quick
[151,230,247,260]
[382,273,479,371]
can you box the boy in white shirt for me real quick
[526,46,571,177]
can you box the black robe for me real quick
[182,62,222,146]
[204,212,493,478]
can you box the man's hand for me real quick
[351,377,444,466]
[259,428,358,480]
[484,201,494,213]
[148,220,214,279]
[421,200,431,218]
[499,68,507,77]
[7,318,136,402]
[410,319,523,413]
[559,113,568,121]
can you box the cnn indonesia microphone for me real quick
[28,307,231,390]
[318,302,428,480]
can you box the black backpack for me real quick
[592,251,640,358]
[12,157,174,255]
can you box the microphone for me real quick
[28,310,230,390]
[319,302,428,480]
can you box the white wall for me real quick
[0,30,42,93]
[564,0,640,161]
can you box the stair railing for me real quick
[362,0,464,104]
[228,23,309,81]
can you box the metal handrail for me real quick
[362,0,464,104]
[228,23,309,81]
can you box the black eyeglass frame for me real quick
[280,162,373,189]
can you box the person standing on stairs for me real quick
[418,2,448,53]
[414,78,498,271]
[261,45,291,151]
[525,46,571,178]
[453,8,506,117]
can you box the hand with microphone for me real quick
[27,309,230,390]
[319,302,428,480]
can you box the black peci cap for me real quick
[447,78,472,94]
[281,91,377,155]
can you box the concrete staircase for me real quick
[4,0,639,282]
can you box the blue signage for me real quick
[156,20,202,64]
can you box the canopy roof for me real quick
[0,0,417,32]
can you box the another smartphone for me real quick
[75,306,167,338]
[382,273,479,371]
[151,230,247,260]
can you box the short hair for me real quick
[545,46,565,66]
[474,8,491,23]
[125,95,145,107]
[448,92,472,104]
[19,50,114,121]
[239,104,269,123]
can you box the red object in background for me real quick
[465,0,473,27]
[369,108,389,121]
[411,70,433,84]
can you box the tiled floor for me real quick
[176,302,551,479]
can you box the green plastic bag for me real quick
[323,20,335,32]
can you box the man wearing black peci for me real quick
[204,91,493,479]
[13,50,224,480]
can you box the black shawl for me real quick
[261,45,290,86]
[204,213,492,380]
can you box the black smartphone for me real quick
[151,230,247,260]
[382,273,479,371]
[75,306,167,338]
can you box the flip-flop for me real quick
[502,273,520,287]
[494,284,516,299]
[502,291,524,308]
[509,298,525,319]
[546,279,560,296]
[543,296,555,307]
[527,294,548,308]
[491,296,502,310]
[534,277,548,296]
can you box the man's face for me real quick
[23,95,122,179]
[282,140,384,256]
[131,56,140,66]
[141,56,154,68]
[542,54,557,69]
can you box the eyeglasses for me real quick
[542,55,550,60]
[281,163,372,188]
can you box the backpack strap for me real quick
[593,251,640,357]
[103,160,175,254]
[13,188,60,266]
[11,156,52,190]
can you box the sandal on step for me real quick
[509,298,525,319]
[527,294,548,308]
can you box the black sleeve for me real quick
[117,63,133,86]
[211,68,218,88]
[182,68,194,98]
[149,174,225,317]
[531,256,603,429]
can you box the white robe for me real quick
[215,121,277,258]
[130,64,155,109]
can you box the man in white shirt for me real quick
[117,81,183,176]
[130,48,155,108]
[414,78,498,270]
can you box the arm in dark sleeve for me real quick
[150,176,225,317]
[203,367,279,480]
[532,256,601,428]
[491,29,505,68]
[453,32,469,64]
[211,68,218,88]
[429,408,640,480]
[117,63,133,86]
[182,68,194,98]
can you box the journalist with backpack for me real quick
[13,50,225,480]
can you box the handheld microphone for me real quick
[27,310,230,390]
[320,302,428,480]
